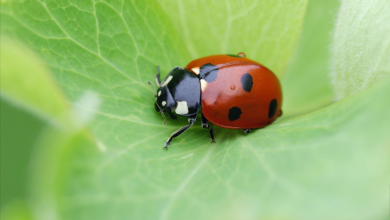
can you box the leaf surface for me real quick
[330,0,390,100]
[158,0,308,76]
[32,79,390,220]
[0,36,68,125]
[282,0,340,117]
[1,0,390,220]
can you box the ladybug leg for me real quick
[209,124,216,143]
[243,129,252,134]
[201,114,210,129]
[155,66,161,87]
[201,114,215,143]
[164,115,197,149]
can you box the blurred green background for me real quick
[0,99,45,207]
[1,0,390,220]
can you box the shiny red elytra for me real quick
[150,53,282,149]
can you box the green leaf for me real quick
[158,0,308,76]
[31,79,390,220]
[330,0,390,100]
[0,99,45,207]
[1,0,390,220]
[282,0,340,117]
[0,200,33,220]
[0,36,69,126]
[1,0,189,124]
[0,36,63,219]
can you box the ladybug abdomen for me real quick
[186,55,282,129]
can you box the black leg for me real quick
[155,66,161,87]
[164,115,197,149]
[243,129,252,134]
[201,114,215,143]
[201,114,210,129]
[209,124,215,143]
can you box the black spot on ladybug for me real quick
[268,99,278,118]
[241,73,253,92]
[228,107,242,121]
[199,63,218,82]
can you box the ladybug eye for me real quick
[154,102,160,112]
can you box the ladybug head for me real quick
[148,81,177,124]
[155,86,177,113]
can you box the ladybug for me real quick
[149,52,282,149]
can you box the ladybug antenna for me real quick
[148,81,157,97]
[160,110,167,124]
[156,66,161,88]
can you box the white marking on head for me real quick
[175,101,189,115]
[158,90,161,96]
[162,75,173,86]
[191,67,200,75]
[200,79,208,92]
[162,101,166,106]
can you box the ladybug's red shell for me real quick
[185,54,282,129]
